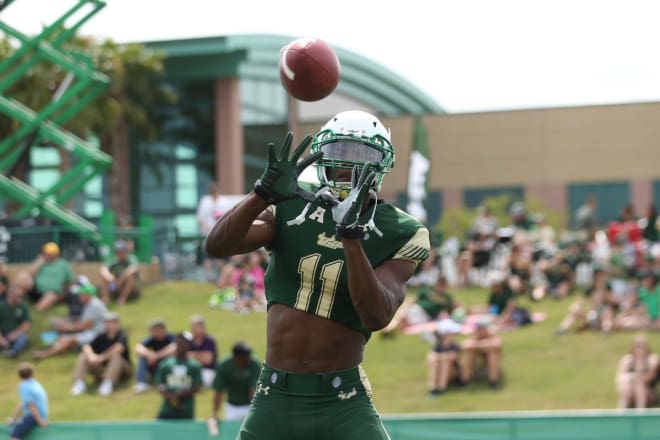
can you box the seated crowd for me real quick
[399,199,660,401]
[1,199,659,411]
[0,238,264,428]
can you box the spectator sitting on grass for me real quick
[383,276,459,335]
[233,257,259,313]
[426,318,462,397]
[507,244,533,296]
[460,320,503,388]
[99,240,140,306]
[615,334,659,409]
[33,284,107,360]
[555,268,614,335]
[155,332,202,420]
[21,242,75,312]
[71,312,132,397]
[0,286,32,358]
[134,318,176,393]
[637,271,660,330]
[0,263,9,301]
[7,363,48,440]
[487,275,517,328]
[188,315,218,387]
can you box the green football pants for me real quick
[236,364,390,440]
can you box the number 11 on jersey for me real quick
[294,254,344,319]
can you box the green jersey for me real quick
[212,356,261,406]
[417,288,455,318]
[0,300,31,335]
[105,254,139,278]
[639,285,660,320]
[35,258,74,294]
[155,357,202,419]
[266,195,430,339]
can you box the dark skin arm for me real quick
[204,193,274,258]
[342,239,417,331]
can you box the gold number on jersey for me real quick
[294,254,320,311]
[294,254,343,319]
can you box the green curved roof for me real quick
[146,34,445,116]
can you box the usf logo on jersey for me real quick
[317,232,343,249]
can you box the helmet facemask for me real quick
[312,129,395,199]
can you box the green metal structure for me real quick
[0,0,112,239]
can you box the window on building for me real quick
[464,187,524,209]
[568,181,630,227]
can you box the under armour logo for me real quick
[256,383,270,396]
[337,387,357,400]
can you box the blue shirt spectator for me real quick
[9,363,48,440]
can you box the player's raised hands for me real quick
[254,132,323,204]
[330,162,377,240]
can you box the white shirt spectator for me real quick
[197,192,233,236]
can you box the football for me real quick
[279,37,340,102]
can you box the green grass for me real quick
[1,281,658,421]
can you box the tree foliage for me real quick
[0,31,175,217]
[435,193,565,241]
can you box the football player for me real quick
[205,110,430,439]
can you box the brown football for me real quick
[279,37,340,102]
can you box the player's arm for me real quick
[204,194,274,258]
[204,132,321,259]
[27,402,47,427]
[9,401,22,421]
[330,164,429,331]
[343,242,417,331]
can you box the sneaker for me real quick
[98,379,113,396]
[71,379,87,396]
[429,388,445,397]
[134,382,150,393]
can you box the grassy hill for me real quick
[0,281,658,421]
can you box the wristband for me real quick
[336,224,365,240]
[253,180,275,204]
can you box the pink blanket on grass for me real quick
[402,312,547,335]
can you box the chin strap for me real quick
[364,190,383,238]
[286,187,336,226]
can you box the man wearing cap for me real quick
[210,342,261,429]
[71,312,132,396]
[0,286,32,358]
[188,315,218,387]
[99,240,140,306]
[155,332,203,420]
[33,284,107,360]
[22,242,75,312]
[134,319,177,393]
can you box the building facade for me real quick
[25,34,660,237]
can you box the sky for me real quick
[3,0,660,113]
